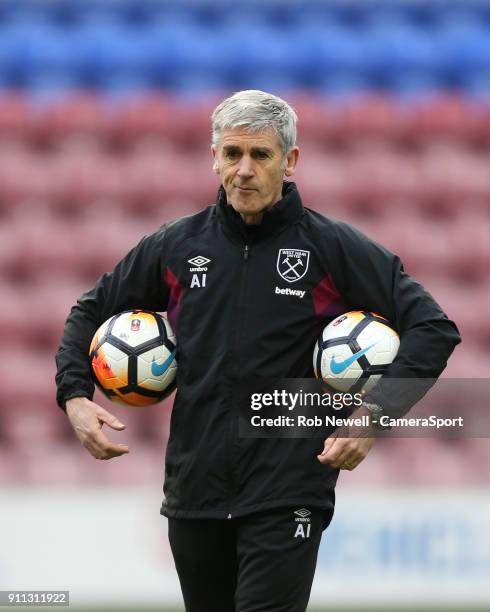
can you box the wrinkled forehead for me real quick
[217,126,281,151]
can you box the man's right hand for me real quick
[65,397,130,460]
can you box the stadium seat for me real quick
[333,95,411,143]
[411,95,480,142]
[1,403,65,447]
[442,346,490,379]
[33,95,109,147]
[0,350,57,407]
[0,449,25,484]
[1,0,490,490]
[426,281,490,346]
[0,94,32,141]
[21,444,91,485]
[98,447,166,485]
[391,439,469,485]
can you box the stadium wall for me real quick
[1,487,489,609]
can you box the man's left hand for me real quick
[317,404,375,470]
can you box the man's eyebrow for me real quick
[222,144,274,155]
[251,146,274,155]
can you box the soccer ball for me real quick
[89,310,177,406]
[313,311,399,393]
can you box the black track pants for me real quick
[167,507,333,612]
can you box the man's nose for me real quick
[237,155,255,177]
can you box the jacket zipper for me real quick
[226,242,251,519]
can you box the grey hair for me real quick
[211,90,297,156]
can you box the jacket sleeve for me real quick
[328,221,461,417]
[55,226,170,409]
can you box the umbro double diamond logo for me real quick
[294,508,311,518]
[188,256,210,268]
[293,508,312,538]
[188,255,211,289]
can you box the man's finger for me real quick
[318,431,339,458]
[322,441,354,468]
[90,427,130,456]
[98,410,126,430]
[318,436,348,464]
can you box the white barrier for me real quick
[312,488,490,608]
[1,487,489,608]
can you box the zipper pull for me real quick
[243,244,249,261]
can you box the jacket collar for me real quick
[215,181,304,242]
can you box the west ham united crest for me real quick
[277,249,310,283]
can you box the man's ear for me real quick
[284,146,300,177]
[211,145,220,174]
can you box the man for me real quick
[56,90,460,611]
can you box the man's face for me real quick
[211,127,299,223]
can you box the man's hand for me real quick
[317,404,375,471]
[65,397,130,460]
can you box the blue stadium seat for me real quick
[0,0,489,97]
[364,22,440,76]
[304,24,364,72]
[20,26,88,93]
[148,25,228,90]
[218,26,306,90]
[0,26,26,88]
[459,71,490,101]
[89,26,155,89]
[381,72,445,100]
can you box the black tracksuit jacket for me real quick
[55,181,461,519]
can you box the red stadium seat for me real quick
[111,94,219,150]
[416,148,490,205]
[287,96,340,144]
[427,281,490,346]
[0,449,26,484]
[400,439,469,485]
[335,95,411,144]
[1,403,65,446]
[411,95,480,144]
[441,346,490,378]
[111,94,175,146]
[0,95,33,142]
[98,446,166,485]
[21,444,90,485]
[32,95,109,148]
[0,350,57,406]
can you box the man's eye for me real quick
[225,151,239,159]
[256,152,269,159]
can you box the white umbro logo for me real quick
[188,256,211,267]
[188,255,210,288]
[294,508,311,518]
[293,508,312,538]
